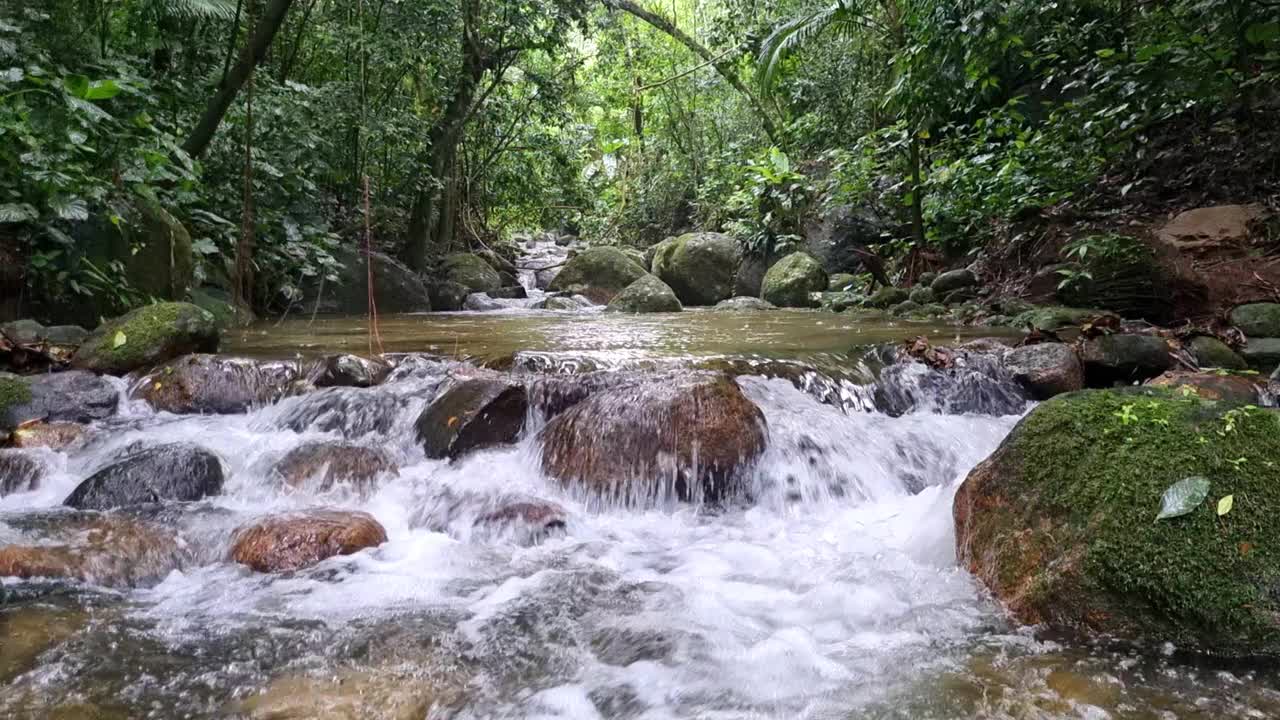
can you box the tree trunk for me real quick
[183,0,296,159]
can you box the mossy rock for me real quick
[0,374,33,431]
[548,247,647,304]
[828,273,858,292]
[1189,336,1247,371]
[889,300,922,317]
[442,253,502,294]
[71,302,219,375]
[1240,338,1280,370]
[760,252,827,308]
[188,287,254,329]
[1013,306,1102,332]
[931,268,978,295]
[955,389,1280,659]
[908,286,935,305]
[817,292,860,312]
[1231,303,1280,338]
[866,286,909,309]
[650,233,743,306]
[620,247,648,270]
[606,275,683,314]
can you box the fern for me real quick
[157,0,240,20]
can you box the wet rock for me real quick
[1003,343,1084,399]
[274,386,407,439]
[1231,303,1280,338]
[908,286,935,305]
[1188,336,1247,370]
[442,253,502,294]
[8,421,87,451]
[954,390,1280,659]
[828,273,858,292]
[817,291,860,312]
[939,287,979,305]
[1240,337,1280,369]
[1147,371,1263,404]
[490,285,528,300]
[132,354,299,414]
[427,279,470,311]
[606,275,683,313]
[412,490,568,546]
[476,248,518,277]
[0,370,118,430]
[540,375,767,506]
[308,353,392,389]
[230,510,387,573]
[1079,334,1172,384]
[463,293,504,312]
[1012,306,1100,332]
[650,232,743,306]
[0,512,185,587]
[64,442,224,510]
[548,247,647,303]
[415,379,528,460]
[536,295,591,311]
[931,268,978,295]
[0,450,42,496]
[0,604,88,683]
[866,286,909,309]
[760,252,827,308]
[715,296,776,311]
[273,442,397,493]
[73,302,219,375]
[889,300,922,317]
[188,286,255,330]
[303,248,432,315]
[873,355,1029,417]
[236,668,456,720]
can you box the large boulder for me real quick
[1241,338,1280,369]
[188,286,254,330]
[0,450,42,496]
[1157,204,1268,250]
[8,421,87,451]
[72,302,219,375]
[442,253,502,294]
[650,232,742,306]
[307,353,392,389]
[548,247,648,304]
[274,386,406,439]
[1002,343,1084,399]
[70,198,194,306]
[304,248,432,315]
[760,252,828,308]
[428,280,470,311]
[0,512,185,588]
[230,510,387,573]
[866,286,909,309]
[733,255,769,298]
[606,275,682,314]
[1189,336,1247,370]
[0,370,118,430]
[64,443,224,510]
[539,375,767,506]
[930,268,978,295]
[132,355,300,414]
[955,390,1280,659]
[415,378,528,460]
[273,442,397,493]
[1230,303,1280,338]
[1079,334,1172,384]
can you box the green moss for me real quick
[0,375,33,421]
[74,302,218,374]
[988,389,1280,657]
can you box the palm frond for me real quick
[160,0,240,21]
[756,1,881,94]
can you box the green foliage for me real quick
[724,147,811,258]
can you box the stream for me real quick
[3,277,1280,717]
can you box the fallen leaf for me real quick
[1156,476,1211,521]
[1239,542,1254,556]
[1217,495,1234,516]
[447,416,459,428]
[112,331,127,349]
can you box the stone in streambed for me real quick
[0,450,42,496]
[275,386,407,439]
[0,370,118,431]
[1079,334,1172,384]
[1188,335,1247,370]
[650,232,743,306]
[308,353,392,389]
[954,389,1280,659]
[715,296,775,311]
[866,286,909,309]
[428,280,471,311]
[0,512,186,587]
[8,421,87,451]
[0,604,88,683]
[72,302,219,375]
[549,247,647,304]
[415,378,528,460]
[1230,303,1280,338]
[64,442,224,510]
[760,252,827,308]
[230,510,387,573]
[931,268,978,295]
[442,253,502,294]
[828,273,858,292]
[273,442,397,493]
[132,354,300,414]
[1146,370,1263,404]
[539,375,766,506]
[1002,343,1084,399]
[1241,338,1280,369]
[606,275,682,313]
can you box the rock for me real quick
[0,320,83,347]
[441,253,502,294]
[537,295,590,311]
[1240,337,1280,369]
[733,255,769,297]
[817,291,860,312]
[0,604,87,683]
[555,234,574,247]
[8,421,87,450]
[917,271,938,286]
[473,498,568,545]
[954,390,1280,659]
[647,233,743,306]
[230,510,387,573]
[715,297,775,311]
[476,248,517,277]
[1158,204,1268,251]
[308,354,391,388]
[1231,303,1280,338]
[1014,306,1106,333]
[908,286,935,305]
[1147,371,1263,404]
[1080,334,1172,384]
[0,512,186,587]
[939,287,979,305]
[549,247,649,303]
[273,442,397,493]
[132,355,299,414]
[415,379,528,460]
[274,387,405,439]
[236,669,456,720]
[828,273,858,292]
[64,443,224,510]
[0,450,41,496]
[620,247,647,269]
[540,375,766,506]
[1189,336,1247,370]
[606,275,683,314]
[921,303,948,317]
[72,302,219,375]
[931,268,978,295]
[760,252,828,308]
[489,286,528,300]
[188,286,254,329]
[428,280,470,311]
[866,286,909,309]
[0,371,118,430]
[463,293,504,312]
[889,300,922,317]
[70,199,194,307]
[1003,343,1084,399]
[1,319,44,344]
[303,248,432,314]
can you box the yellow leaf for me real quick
[112,331,127,348]
[1217,494,1234,516]
[447,416,459,428]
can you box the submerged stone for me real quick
[230,510,387,573]
[273,442,397,493]
[0,512,186,587]
[0,450,42,496]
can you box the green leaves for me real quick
[1156,476,1211,521]
[62,75,122,101]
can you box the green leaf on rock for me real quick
[112,331,127,349]
[1217,495,1234,516]
[1156,476,1211,521]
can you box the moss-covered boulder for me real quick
[889,300,922,317]
[760,252,827,308]
[606,275,683,314]
[72,302,219,375]
[1232,303,1280,338]
[908,286,936,305]
[1189,336,1247,370]
[650,233,743,306]
[188,287,254,329]
[620,247,647,270]
[548,247,647,303]
[0,371,118,432]
[1013,306,1102,333]
[0,374,34,432]
[427,280,470,311]
[866,286,909,309]
[931,268,978,295]
[828,273,858,292]
[955,390,1280,659]
[442,253,502,294]
[72,198,194,305]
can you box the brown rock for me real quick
[0,450,42,496]
[539,375,767,506]
[1147,371,1263,404]
[1157,204,1267,251]
[272,442,397,493]
[9,421,87,451]
[0,513,184,587]
[1003,343,1084,399]
[132,354,300,414]
[415,379,528,460]
[230,510,387,573]
[308,354,392,389]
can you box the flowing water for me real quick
[3,303,1279,718]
